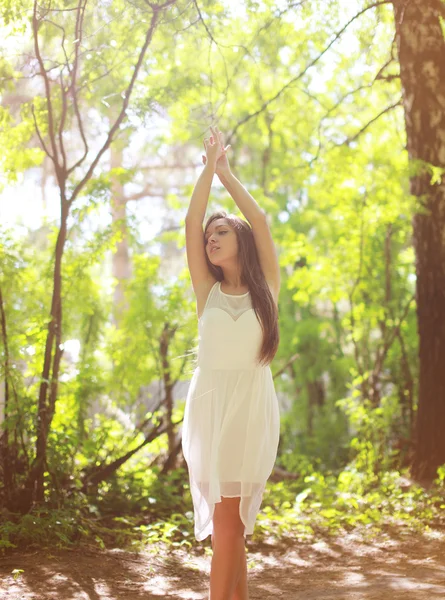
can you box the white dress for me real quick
[181,280,280,542]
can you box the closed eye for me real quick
[205,230,228,244]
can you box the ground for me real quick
[1,528,445,599]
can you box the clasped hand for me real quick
[202,126,232,177]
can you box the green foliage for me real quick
[0,0,440,558]
[0,106,45,184]
[253,466,445,544]
[2,462,444,553]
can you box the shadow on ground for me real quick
[1,528,445,599]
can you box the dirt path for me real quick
[2,529,445,599]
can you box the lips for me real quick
[210,246,220,253]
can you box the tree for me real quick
[19,0,178,506]
[393,0,445,481]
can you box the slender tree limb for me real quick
[80,419,169,490]
[72,0,88,94]
[227,0,393,142]
[0,285,12,496]
[373,54,396,84]
[192,0,217,46]
[194,0,307,124]
[1,59,65,84]
[67,0,89,175]
[32,1,60,175]
[69,7,166,204]
[31,104,53,159]
[341,98,402,145]
[269,465,300,482]
[76,57,132,94]
[308,82,376,166]
[373,292,416,382]
[223,0,306,96]
[58,72,68,173]
[172,15,200,32]
[272,352,300,380]
[396,328,414,432]
[44,6,81,13]
[144,0,178,10]
[192,0,230,119]
[126,186,164,202]
[173,338,195,381]
[138,162,201,170]
[44,18,72,70]
[308,25,398,165]
[159,322,179,456]
[348,193,368,395]
[376,73,400,82]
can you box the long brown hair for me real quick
[203,211,279,366]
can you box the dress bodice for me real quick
[197,281,263,370]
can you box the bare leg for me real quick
[231,541,248,600]
[211,532,249,600]
[208,497,248,600]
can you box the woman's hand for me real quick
[202,126,225,171]
[202,126,231,176]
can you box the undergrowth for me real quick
[1,464,444,555]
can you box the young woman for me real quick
[182,126,281,600]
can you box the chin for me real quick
[208,252,221,263]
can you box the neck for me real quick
[221,264,244,288]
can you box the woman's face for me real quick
[204,218,239,265]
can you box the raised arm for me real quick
[212,127,281,299]
[185,127,226,302]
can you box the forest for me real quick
[1,0,445,598]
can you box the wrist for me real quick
[217,169,234,184]
[203,162,216,176]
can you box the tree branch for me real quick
[44,17,73,70]
[69,6,169,204]
[126,186,164,202]
[58,72,68,172]
[138,162,202,171]
[76,57,132,95]
[372,292,416,382]
[308,82,376,165]
[192,0,230,119]
[31,104,53,159]
[272,352,300,380]
[32,1,60,173]
[348,193,368,389]
[341,98,402,145]
[227,0,394,142]
[143,0,178,9]
[67,0,89,175]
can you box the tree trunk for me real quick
[307,379,325,436]
[160,322,178,458]
[393,0,445,481]
[0,286,12,504]
[19,0,168,510]
[25,196,69,506]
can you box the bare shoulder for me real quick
[194,277,218,319]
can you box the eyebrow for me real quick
[205,224,227,238]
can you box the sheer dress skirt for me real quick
[181,281,280,541]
